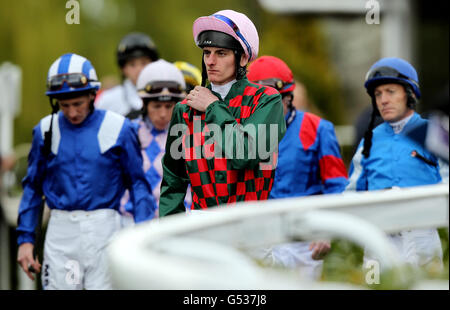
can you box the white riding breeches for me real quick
[364,228,443,271]
[271,242,324,281]
[42,209,121,290]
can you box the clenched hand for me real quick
[186,86,219,112]
[17,242,41,280]
[309,240,331,260]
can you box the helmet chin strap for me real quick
[283,93,296,127]
[201,55,208,87]
[362,97,379,158]
[89,93,96,112]
[43,97,60,157]
[49,97,59,114]
[405,86,418,109]
[235,51,247,80]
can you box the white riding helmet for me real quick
[137,59,186,102]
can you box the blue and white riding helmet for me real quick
[45,53,101,97]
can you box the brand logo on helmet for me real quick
[158,95,172,101]
[203,40,212,45]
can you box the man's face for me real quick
[122,56,152,86]
[203,47,239,85]
[374,83,413,122]
[58,94,93,125]
[146,100,176,130]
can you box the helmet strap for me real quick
[142,99,149,119]
[43,97,59,157]
[49,96,59,114]
[89,94,96,113]
[201,56,208,87]
[235,51,246,80]
[286,108,296,128]
[282,92,294,109]
[282,93,295,127]
[362,98,378,158]
[404,86,418,110]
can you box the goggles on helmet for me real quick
[254,78,294,92]
[138,81,184,95]
[365,66,419,89]
[47,73,94,92]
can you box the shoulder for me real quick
[413,112,429,125]
[97,110,131,153]
[300,112,323,130]
[243,80,280,97]
[37,114,53,130]
[174,99,189,114]
[131,116,142,126]
[303,111,322,123]
[314,115,338,134]
[36,113,61,139]
[98,110,127,134]
[372,121,389,135]
[98,85,124,99]
[95,85,124,107]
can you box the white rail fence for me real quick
[107,183,449,289]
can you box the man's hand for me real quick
[309,240,331,260]
[186,86,219,112]
[17,242,41,280]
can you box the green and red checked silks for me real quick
[159,78,286,216]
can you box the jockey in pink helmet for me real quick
[159,10,286,217]
[192,9,259,85]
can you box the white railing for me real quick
[107,183,449,289]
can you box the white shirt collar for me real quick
[211,79,237,100]
[389,113,414,134]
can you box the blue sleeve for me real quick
[16,126,46,245]
[346,140,368,191]
[130,119,140,132]
[119,120,157,222]
[317,120,349,194]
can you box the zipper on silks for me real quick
[411,150,437,167]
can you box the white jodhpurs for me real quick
[42,209,121,290]
[364,228,443,271]
[271,242,324,281]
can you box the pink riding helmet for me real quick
[193,9,259,62]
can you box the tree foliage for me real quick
[0,0,345,145]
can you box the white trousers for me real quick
[364,228,443,271]
[42,209,121,290]
[271,242,324,281]
[190,210,323,280]
[120,214,135,228]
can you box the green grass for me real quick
[321,227,449,289]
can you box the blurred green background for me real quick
[0,0,343,147]
[1,0,448,156]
